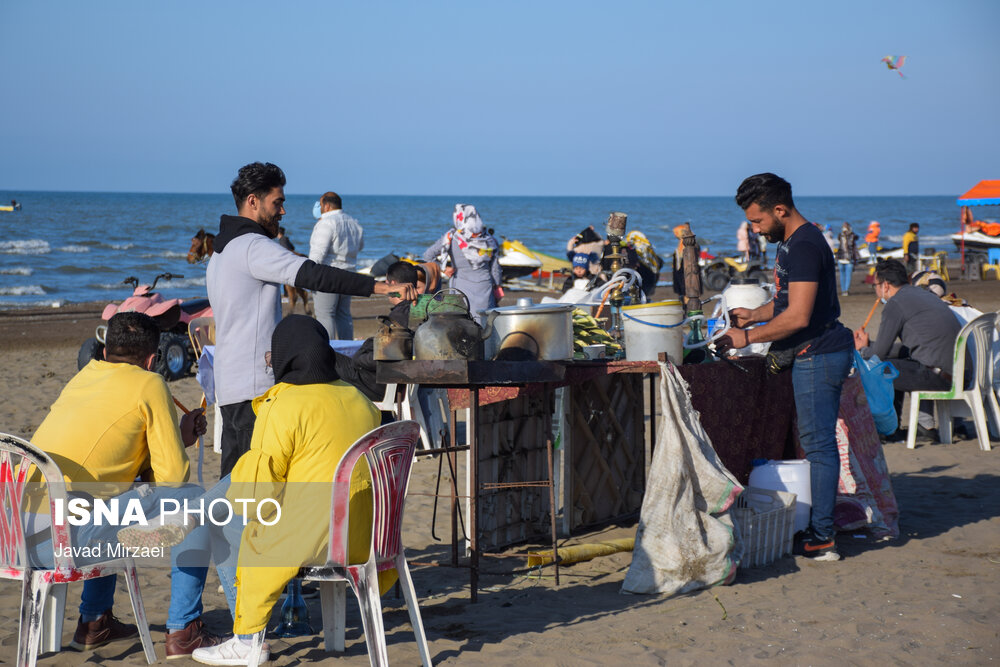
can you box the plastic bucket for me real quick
[748,460,812,533]
[621,300,684,363]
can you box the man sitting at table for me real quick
[333,260,418,404]
[854,259,963,442]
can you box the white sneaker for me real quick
[192,636,269,665]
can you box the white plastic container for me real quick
[748,460,812,533]
[722,278,771,311]
[621,300,684,363]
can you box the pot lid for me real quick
[484,298,575,315]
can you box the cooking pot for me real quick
[483,298,575,361]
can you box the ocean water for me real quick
[0,190,968,308]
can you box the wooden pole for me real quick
[679,223,702,313]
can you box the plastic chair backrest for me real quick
[947,312,997,394]
[0,433,75,572]
[965,312,999,392]
[327,421,419,569]
[187,316,215,358]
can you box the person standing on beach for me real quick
[207,163,414,477]
[836,222,859,295]
[902,223,920,274]
[865,220,880,264]
[423,203,501,324]
[309,191,365,340]
[718,173,854,562]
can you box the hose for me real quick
[682,293,730,349]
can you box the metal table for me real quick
[377,360,566,602]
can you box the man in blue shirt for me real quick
[719,173,854,562]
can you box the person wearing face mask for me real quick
[853,259,963,443]
[423,203,502,324]
[207,163,415,477]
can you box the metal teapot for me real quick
[373,315,413,361]
[412,289,492,361]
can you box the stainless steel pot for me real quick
[483,298,575,361]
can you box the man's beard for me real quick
[258,215,280,238]
[763,222,784,243]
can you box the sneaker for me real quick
[916,424,940,443]
[118,511,196,549]
[192,636,270,665]
[70,609,139,650]
[794,529,841,562]
[166,618,225,660]
[879,429,905,444]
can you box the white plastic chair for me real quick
[906,312,1000,451]
[0,433,156,665]
[246,421,432,667]
[375,383,442,452]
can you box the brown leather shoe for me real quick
[165,617,225,659]
[70,609,139,650]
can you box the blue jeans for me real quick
[313,291,354,340]
[29,483,210,630]
[866,242,877,263]
[791,348,852,539]
[838,262,852,293]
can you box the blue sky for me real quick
[1,1,997,196]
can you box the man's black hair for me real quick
[909,223,920,231]
[105,312,159,363]
[875,259,909,287]
[230,162,286,207]
[735,173,795,212]
[321,191,342,210]
[385,261,419,286]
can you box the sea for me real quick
[0,191,970,309]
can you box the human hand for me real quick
[728,307,755,328]
[444,266,455,278]
[853,329,869,350]
[375,282,418,302]
[180,408,206,447]
[715,327,750,355]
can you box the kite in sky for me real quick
[880,55,907,78]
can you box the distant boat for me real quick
[501,239,569,280]
[1,200,21,212]
[951,230,1000,252]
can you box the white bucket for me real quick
[622,300,684,363]
[748,460,812,533]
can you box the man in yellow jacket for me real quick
[28,312,223,657]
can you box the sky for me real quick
[1,1,998,197]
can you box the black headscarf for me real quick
[270,315,340,385]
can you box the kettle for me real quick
[373,315,414,361]
[412,289,493,361]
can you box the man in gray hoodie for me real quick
[207,162,415,475]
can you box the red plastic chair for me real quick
[246,420,431,667]
[0,432,156,666]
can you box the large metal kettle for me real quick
[373,315,413,361]
[412,289,492,361]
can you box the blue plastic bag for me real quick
[854,350,899,435]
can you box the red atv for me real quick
[77,273,213,380]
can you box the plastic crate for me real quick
[732,487,796,568]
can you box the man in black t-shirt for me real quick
[718,173,853,562]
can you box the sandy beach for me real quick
[2,277,999,665]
